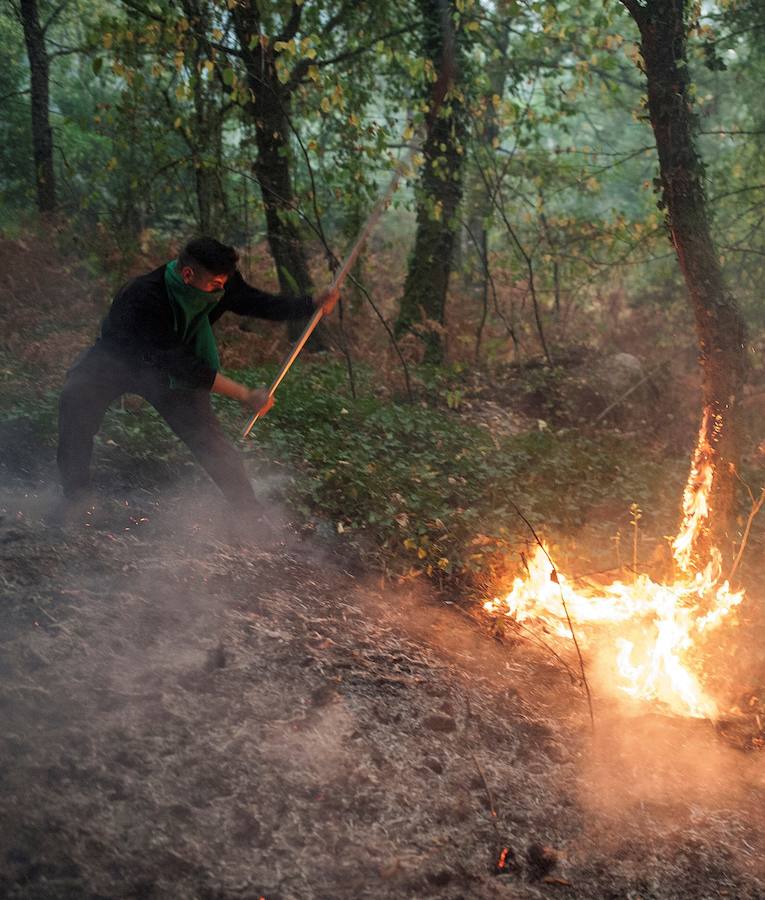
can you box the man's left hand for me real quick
[315,286,340,316]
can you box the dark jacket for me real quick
[97,265,315,390]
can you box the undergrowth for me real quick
[0,355,684,590]
[226,362,677,586]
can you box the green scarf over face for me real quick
[164,259,222,386]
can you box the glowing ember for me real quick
[484,417,745,720]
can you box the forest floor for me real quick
[2,233,765,899]
[2,454,765,900]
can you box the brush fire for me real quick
[484,414,746,721]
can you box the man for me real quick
[55,236,338,521]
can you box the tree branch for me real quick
[619,0,647,26]
[119,0,165,24]
[288,24,411,90]
[42,0,70,34]
[277,1,303,44]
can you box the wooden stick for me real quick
[242,156,411,440]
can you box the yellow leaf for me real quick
[308,65,320,82]
[417,546,427,559]
[320,96,331,113]
[305,47,317,59]
[103,32,113,49]
[403,124,414,141]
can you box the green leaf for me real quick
[223,68,235,86]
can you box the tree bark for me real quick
[19,0,56,214]
[231,5,319,344]
[182,0,227,235]
[621,0,748,562]
[396,0,466,363]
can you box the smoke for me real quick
[3,471,765,896]
[575,700,765,884]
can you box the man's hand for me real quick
[245,386,274,418]
[315,285,340,316]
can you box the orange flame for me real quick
[484,416,744,720]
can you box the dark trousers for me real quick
[57,348,256,506]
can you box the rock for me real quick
[599,352,645,394]
[571,351,655,426]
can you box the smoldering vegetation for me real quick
[1,482,764,899]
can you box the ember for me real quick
[485,417,745,720]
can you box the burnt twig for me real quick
[462,692,510,873]
[727,481,765,585]
[508,501,595,732]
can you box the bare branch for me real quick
[42,0,71,34]
[727,486,765,585]
[509,501,595,733]
[0,88,31,104]
[119,0,165,24]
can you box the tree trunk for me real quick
[463,23,508,291]
[396,0,466,363]
[19,0,56,214]
[622,0,748,562]
[191,64,226,235]
[464,22,513,362]
[182,0,227,235]
[232,7,320,344]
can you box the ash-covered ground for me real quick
[1,430,765,900]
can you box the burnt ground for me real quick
[1,421,765,900]
[2,234,765,899]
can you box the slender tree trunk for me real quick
[232,7,319,343]
[19,0,56,214]
[396,0,466,363]
[191,64,225,234]
[182,0,227,235]
[464,23,509,300]
[621,0,748,560]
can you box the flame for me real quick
[484,416,744,720]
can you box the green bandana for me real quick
[164,259,221,387]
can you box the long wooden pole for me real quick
[241,158,409,439]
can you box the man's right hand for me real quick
[245,386,274,418]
